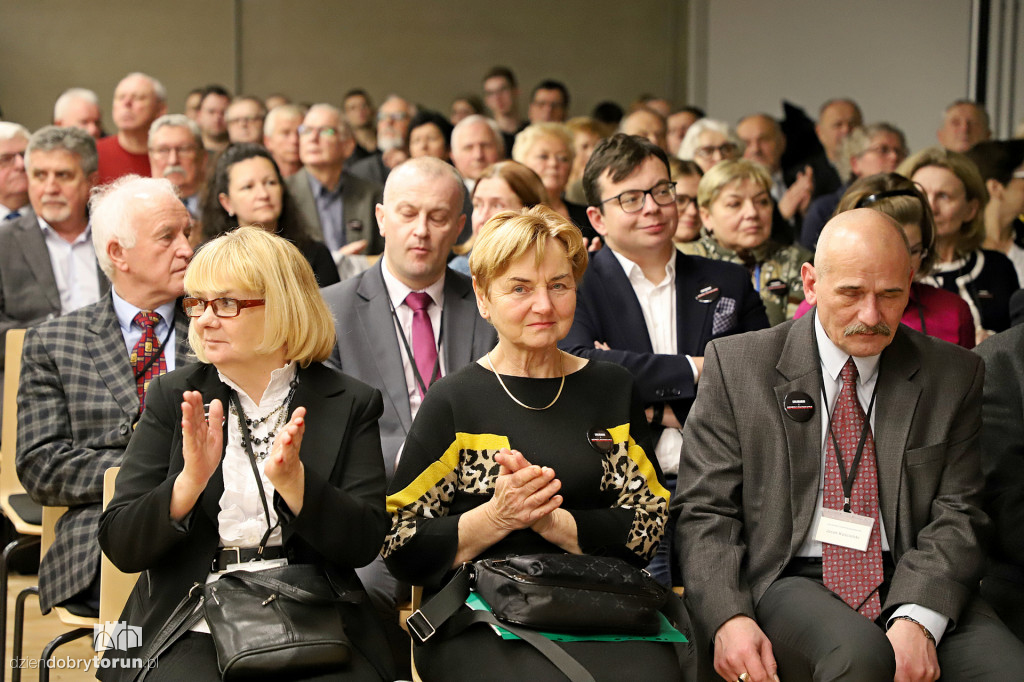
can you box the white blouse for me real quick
[216,362,298,548]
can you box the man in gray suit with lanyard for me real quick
[321,156,495,662]
[676,209,1024,681]
[16,175,193,613]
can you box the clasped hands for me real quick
[484,448,563,536]
[170,391,307,521]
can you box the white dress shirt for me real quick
[609,249,697,476]
[38,216,100,314]
[381,260,446,422]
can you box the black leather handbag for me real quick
[408,553,670,682]
[203,563,357,680]
[474,554,667,635]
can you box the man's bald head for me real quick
[804,208,913,357]
[815,208,910,274]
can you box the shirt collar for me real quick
[111,288,177,334]
[37,216,92,245]
[609,247,675,286]
[219,361,297,408]
[813,309,881,385]
[381,259,446,310]
[307,171,343,197]
[0,201,28,216]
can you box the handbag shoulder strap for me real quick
[229,391,280,552]
[446,609,596,682]
[407,564,596,682]
[221,569,363,605]
[406,563,472,642]
[134,588,205,681]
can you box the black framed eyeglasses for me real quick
[183,297,265,318]
[599,182,676,213]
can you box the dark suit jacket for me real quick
[321,261,496,478]
[560,247,768,422]
[285,167,384,255]
[16,296,190,611]
[97,362,390,680]
[0,212,108,364]
[676,315,989,640]
[976,325,1024,576]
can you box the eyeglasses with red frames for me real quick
[182,297,265,318]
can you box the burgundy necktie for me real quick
[822,358,884,620]
[130,311,167,410]
[404,292,438,397]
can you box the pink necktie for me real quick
[405,292,438,397]
[822,358,884,620]
[130,311,167,410]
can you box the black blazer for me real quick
[98,362,391,680]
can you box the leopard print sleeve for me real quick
[598,421,670,562]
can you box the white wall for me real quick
[693,0,976,153]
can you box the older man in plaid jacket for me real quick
[16,175,193,613]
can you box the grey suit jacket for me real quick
[0,213,108,362]
[675,314,988,638]
[321,261,496,478]
[285,167,384,255]
[15,294,191,611]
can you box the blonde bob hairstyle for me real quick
[184,226,335,366]
[469,205,588,298]
[512,123,576,166]
[697,158,772,209]
[897,146,988,257]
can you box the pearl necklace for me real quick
[486,351,565,411]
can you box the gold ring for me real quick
[738,674,750,682]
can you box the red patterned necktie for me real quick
[131,311,167,410]
[404,292,438,397]
[822,358,884,620]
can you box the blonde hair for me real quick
[697,158,772,209]
[512,123,575,166]
[470,205,587,297]
[897,146,988,256]
[184,226,335,366]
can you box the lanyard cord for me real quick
[383,272,445,396]
[814,336,880,513]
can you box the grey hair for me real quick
[90,175,181,277]
[0,122,31,143]
[264,104,304,137]
[53,88,100,121]
[25,125,98,176]
[306,103,353,139]
[677,118,743,160]
[120,72,167,103]
[149,114,202,148]
[838,122,907,181]
[451,114,503,153]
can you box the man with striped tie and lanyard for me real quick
[16,175,193,615]
[676,208,1024,682]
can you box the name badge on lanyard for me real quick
[814,508,874,551]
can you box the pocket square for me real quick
[712,296,737,335]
